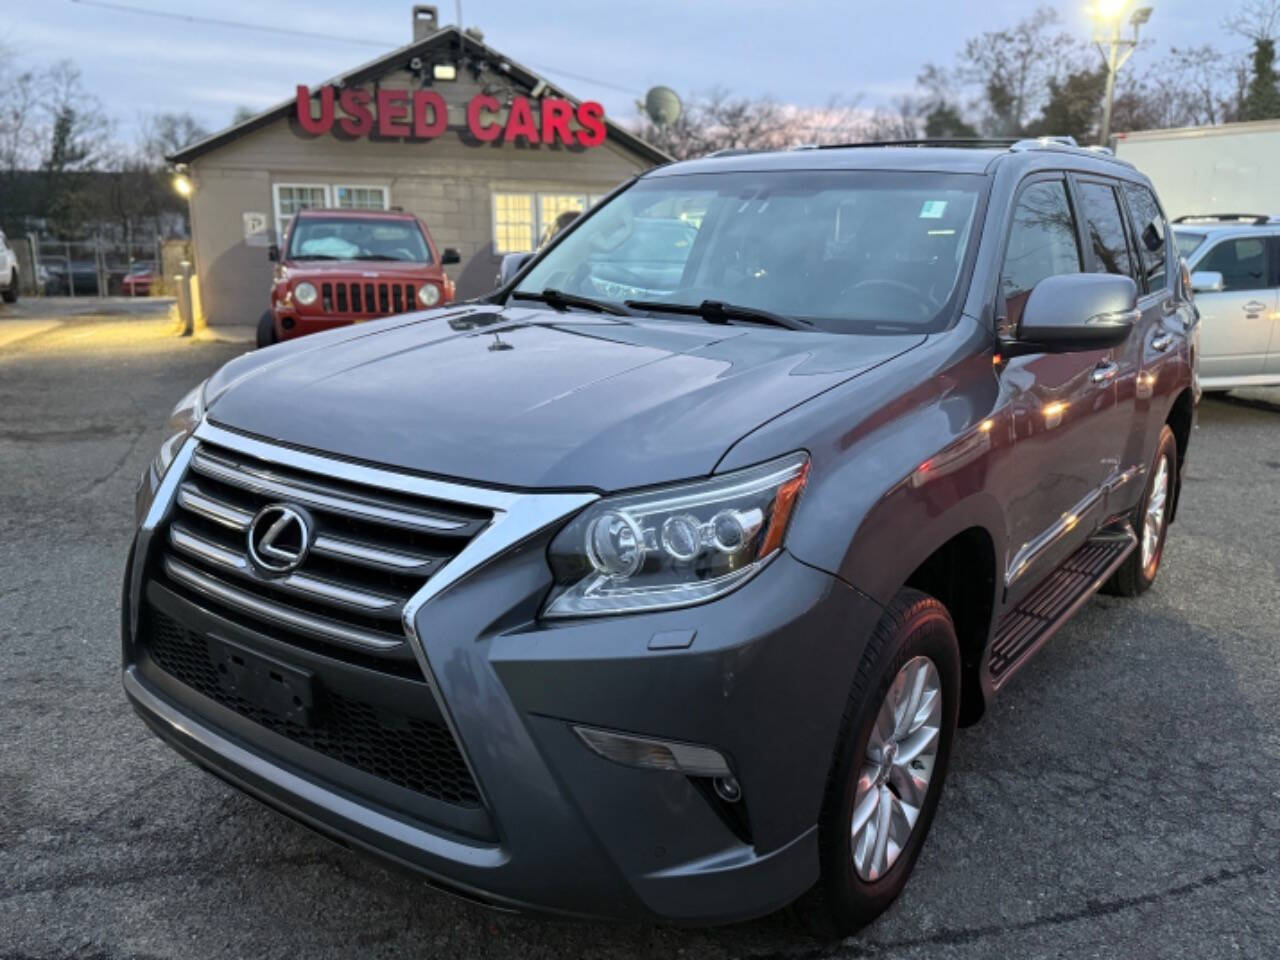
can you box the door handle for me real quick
[1091,361,1120,384]
[1243,300,1266,313]
[1151,331,1174,352]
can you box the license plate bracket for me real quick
[207,635,316,727]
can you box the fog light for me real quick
[281,316,296,330]
[713,776,742,803]
[574,726,732,778]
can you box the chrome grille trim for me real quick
[163,556,404,652]
[311,533,439,574]
[169,523,402,615]
[177,483,253,530]
[190,447,480,535]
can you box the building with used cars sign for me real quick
[167,4,669,329]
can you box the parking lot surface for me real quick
[2,314,1279,959]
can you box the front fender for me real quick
[717,316,1008,610]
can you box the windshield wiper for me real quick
[511,288,634,317]
[626,299,812,331]
[289,254,340,261]
[353,255,416,262]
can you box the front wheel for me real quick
[256,310,278,348]
[1103,424,1176,597]
[796,588,960,937]
[2,269,17,303]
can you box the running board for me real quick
[989,526,1137,686]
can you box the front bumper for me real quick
[122,432,882,924]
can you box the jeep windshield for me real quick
[512,170,984,333]
[287,217,433,263]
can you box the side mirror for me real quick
[498,251,536,287]
[267,244,280,263]
[441,247,461,265]
[1190,270,1224,293]
[1015,273,1138,351]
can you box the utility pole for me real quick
[1092,2,1153,146]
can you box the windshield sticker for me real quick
[919,200,948,219]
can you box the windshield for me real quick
[1174,231,1206,260]
[513,170,984,332]
[287,217,432,263]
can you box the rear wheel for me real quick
[796,588,960,937]
[2,269,17,303]
[256,310,278,348]
[1103,424,1176,597]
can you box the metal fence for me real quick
[34,236,166,297]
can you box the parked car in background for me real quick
[42,259,102,296]
[0,228,18,303]
[125,139,1196,936]
[120,261,158,296]
[1174,214,1280,390]
[260,208,460,347]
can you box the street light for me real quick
[1091,1,1153,146]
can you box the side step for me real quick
[989,525,1137,685]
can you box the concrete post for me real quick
[176,260,194,336]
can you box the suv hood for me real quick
[206,305,925,491]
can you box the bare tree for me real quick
[956,6,1090,136]
[1225,0,1280,41]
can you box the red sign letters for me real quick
[295,85,606,147]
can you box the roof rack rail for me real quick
[812,138,1021,150]
[703,147,764,158]
[1172,213,1276,225]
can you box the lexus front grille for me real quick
[154,440,491,661]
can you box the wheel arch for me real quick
[1164,387,1194,523]
[902,526,999,726]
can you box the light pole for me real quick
[1091,1,1153,146]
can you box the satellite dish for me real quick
[644,86,682,126]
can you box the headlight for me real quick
[152,380,206,481]
[294,281,318,306]
[417,283,441,306]
[543,453,809,618]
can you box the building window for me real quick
[335,185,390,211]
[493,193,535,254]
[538,194,587,245]
[493,191,600,253]
[273,183,329,240]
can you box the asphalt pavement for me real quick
[2,311,1279,959]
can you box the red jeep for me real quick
[260,208,459,346]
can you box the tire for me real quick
[256,310,278,348]
[795,588,961,938]
[1103,424,1177,597]
[2,269,17,303]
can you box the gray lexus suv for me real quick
[123,139,1197,934]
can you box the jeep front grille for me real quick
[154,440,491,662]
[321,280,417,316]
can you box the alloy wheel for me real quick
[1141,454,1170,575]
[851,656,942,882]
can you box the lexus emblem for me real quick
[247,504,312,574]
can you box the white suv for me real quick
[0,229,18,304]
[1174,214,1280,390]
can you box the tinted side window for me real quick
[1078,181,1134,279]
[1196,237,1271,292]
[1122,182,1168,291]
[1001,180,1082,327]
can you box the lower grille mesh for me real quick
[145,608,481,808]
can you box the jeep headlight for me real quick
[294,281,318,306]
[543,453,809,618]
[417,283,441,306]
[153,380,206,481]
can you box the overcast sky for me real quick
[2,0,1249,143]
